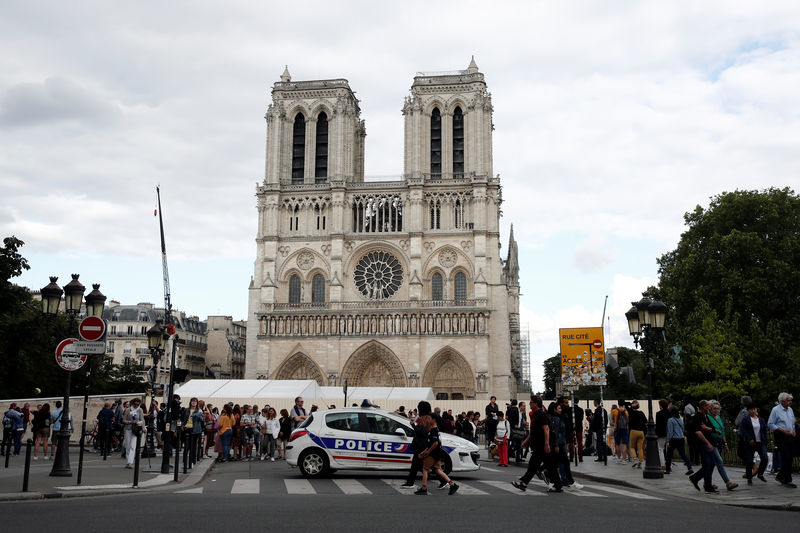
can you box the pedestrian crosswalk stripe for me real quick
[452,482,488,495]
[231,479,260,494]
[176,487,204,494]
[333,479,372,494]
[479,480,544,495]
[480,466,501,472]
[563,487,606,497]
[285,479,316,494]
[580,483,663,500]
[382,478,416,494]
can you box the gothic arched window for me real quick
[289,274,301,303]
[312,274,325,303]
[430,107,441,177]
[432,273,443,301]
[292,113,305,184]
[453,106,464,177]
[315,112,328,183]
[454,272,467,301]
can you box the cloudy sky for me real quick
[2,1,799,390]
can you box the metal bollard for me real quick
[23,439,33,492]
[4,438,11,468]
[132,431,141,488]
[173,428,181,482]
[103,427,109,461]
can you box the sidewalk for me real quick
[481,450,800,511]
[0,445,213,501]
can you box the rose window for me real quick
[354,251,403,299]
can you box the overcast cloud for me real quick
[2,1,799,390]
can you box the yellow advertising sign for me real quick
[559,327,606,387]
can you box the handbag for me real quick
[511,428,526,440]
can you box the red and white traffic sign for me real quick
[79,316,106,341]
[55,338,88,371]
[592,339,603,348]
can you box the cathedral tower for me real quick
[246,59,522,400]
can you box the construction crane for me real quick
[155,186,180,474]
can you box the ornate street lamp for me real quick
[41,277,63,316]
[84,284,107,318]
[43,274,85,477]
[626,295,668,480]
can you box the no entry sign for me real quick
[79,316,106,341]
[55,338,88,371]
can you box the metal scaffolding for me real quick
[520,323,531,392]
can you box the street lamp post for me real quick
[41,274,86,477]
[77,284,106,484]
[625,296,668,480]
[144,320,167,460]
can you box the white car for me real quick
[286,407,480,478]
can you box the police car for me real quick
[286,407,480,478]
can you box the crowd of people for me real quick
[1,401,72,459]
[3,390,796,495]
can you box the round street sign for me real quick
[592,339,603,348]
[55,338,88,371]
[79,316,106,341]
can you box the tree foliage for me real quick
[656,188,800,412]
[0,236,147,398]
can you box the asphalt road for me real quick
[2,459,798,532]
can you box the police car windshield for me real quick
[298,414,314,429]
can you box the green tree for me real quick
[657,188,800,411]
[542,354,560,398]
[0,237,148,398]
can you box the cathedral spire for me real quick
[467,55,479,73]
[280,65,291,82]
[504,224,519,285]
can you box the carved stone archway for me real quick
[341,341,407,387]
[421,347,475,399]
[273,352,327,385]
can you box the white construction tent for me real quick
[173,380,435,411]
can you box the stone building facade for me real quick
[103,301,208,387]
[246,59,522,400]
[206,315,247,379]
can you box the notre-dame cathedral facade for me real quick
[245,58,522,400]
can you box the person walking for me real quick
[512,395,563,493]
[401,401,441,488]
[414,411,459,495]
[628,401,647,469]
[688,400,719,493]
[96,402,115,457]
[767,392,796,488]
[122,398,145,469]
[707,401,737,490]
[664,406,693,475]
[740,404,768,485]
[549,402,578,488]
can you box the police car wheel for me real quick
[298,449,329,478]
[442,455,452,475]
